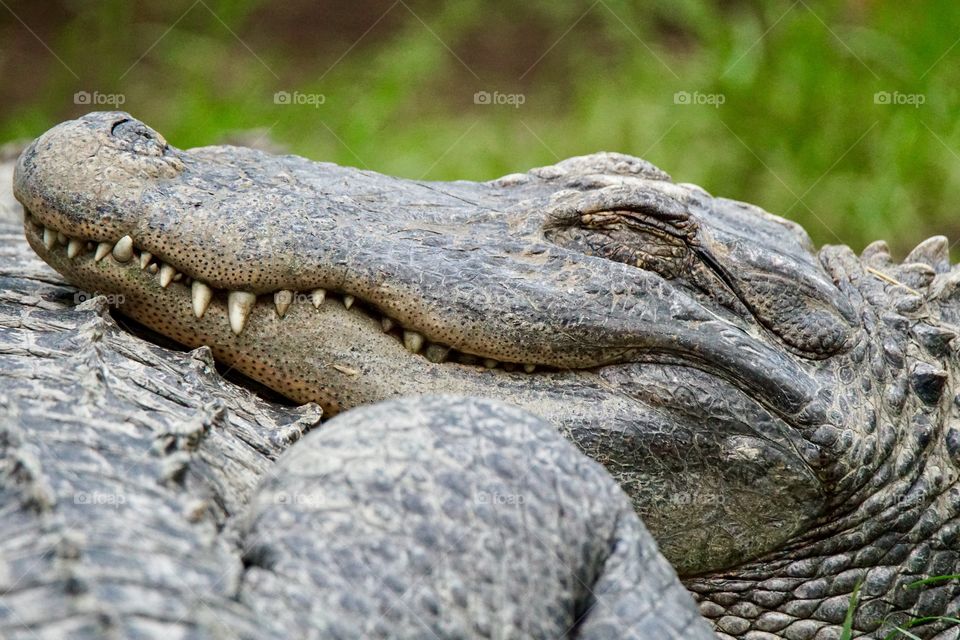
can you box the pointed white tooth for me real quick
[381,317,395,332]
[228,291,257,335]
[94,242,112,262]
[343,295,355,310]
[311,289,326,309]
[403,330,424,353]
[67,238,84,259]
[159,264,177,288]
[140,252,153,269]
[148,263,159,274]
[192,281,213,318]
[274,290,293,317]
[56,231,68,245]
[483,358,499,369]
[43,228,57,250]
[112,235,134,262]
[523,364,536,373]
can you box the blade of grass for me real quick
[882,616,960,640]
[840,579,863,640]
[907,575,960,589]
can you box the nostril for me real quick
[110,118,168,157]
[110,118,132,136]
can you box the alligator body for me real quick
[10,112,960,638]
[1,166,711,639]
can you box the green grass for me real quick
[2,0,960,257]
[840,576,960,639]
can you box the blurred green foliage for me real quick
[1,0,959,256]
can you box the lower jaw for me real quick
[24,223,592,414]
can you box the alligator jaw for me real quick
[22,210,545,378]
[12,112,842,422]
[23,212,516,407]
[22,205,823,422]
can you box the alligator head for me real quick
[14,112,960,637]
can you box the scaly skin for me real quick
[13,111,960,638]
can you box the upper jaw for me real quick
[12,113,846,422]
[21,193,825,429]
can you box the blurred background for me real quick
[1,0,958,256]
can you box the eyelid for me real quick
[580,210,698,244]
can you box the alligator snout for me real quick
[13,112,184,246]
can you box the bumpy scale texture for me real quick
[0,181,709,638]
[239,396,713,639]
[9,113,960,638]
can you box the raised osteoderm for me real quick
[14,111,960,638]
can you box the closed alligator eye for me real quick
[544,187,857,359]
[544,195,750,316]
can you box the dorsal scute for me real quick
[905,235,950,273]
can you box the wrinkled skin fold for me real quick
[11,112,960,638]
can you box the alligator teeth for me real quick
[56,231,68,245]
[159,264,177,288]
[343,295,355,310]
[67,238,84,259]
[524,364,536,373]
[424,343,449,363]
[274,290,293,317]
[42,228,57,250]
[112,235,134,262]
[192,281,213,318]
[483,359,499,369]
[148,263,159,274]
[94,242,113,262]
[140,252,153,270]
[228,291,257,335]
[381,317,395,332]
[311,289,326,309]
[403,330,424,353]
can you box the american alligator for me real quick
[9,111,960,638]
